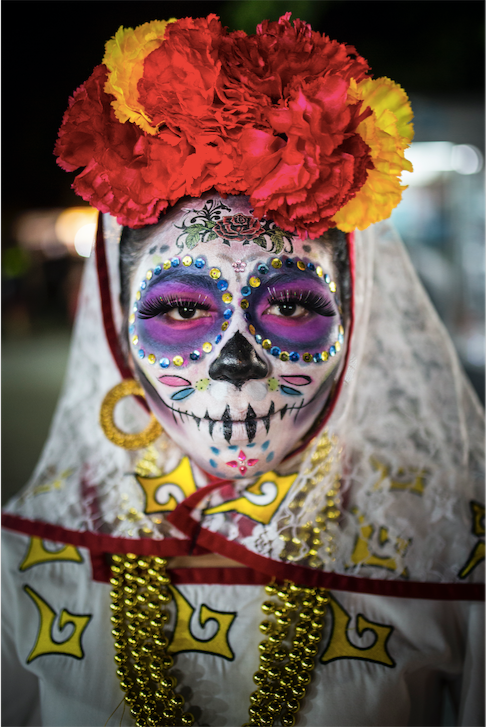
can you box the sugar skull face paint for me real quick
[128,193,349,480]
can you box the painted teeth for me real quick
[245,404,257,442]
[221,405,233,443]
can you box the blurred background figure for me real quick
[2,0,484,505]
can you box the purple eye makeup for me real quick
[132,256,234,368]
[240,257,345,364]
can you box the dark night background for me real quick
[2,0,485,507]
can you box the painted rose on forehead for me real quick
[175,199,296,255]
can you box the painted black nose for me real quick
[209,331,269,386]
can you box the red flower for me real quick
[213,214,262,240]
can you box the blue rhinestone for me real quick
[244,312,252,322]
[154,266,161,275]
[313,353,322,363]
[289,352,300,362]
[190,350,201,361]
[241,286,251,297]
[307,262,315,271]
[133,303,138,311]
[255,334,263,344]
[338,332,344,344]
[195,258,205,269]
[223,309,233,320]
[138,349,145,359]
[140,281,147,290]
[285,258,294,267]
[159,357,170,368]
[270,346,281,357]
[217,279,229,291]
[129,324,135,335]
[257,264,269,275]
[329,346,336,357]
[324,274,330,284]
[171,257,180,267]
[215,334,222,344]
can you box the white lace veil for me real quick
[4,212,484,593]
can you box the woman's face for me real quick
[129,194,347,479]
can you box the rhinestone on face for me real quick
[255,334,263,344]
[271,258,282,269]
[159,357,170,368]
[173,356,184,366]
[135,291,141,301]
[313,353,322,363]
[297,261,306,271]
[146,270,153,280]
[138,349,145,359]
[163,260,171,270]
[270,346,281,357]
[307,262,315,271]
[285,259,294,268]
[140,281,147,290]
[210,267,221,279]
[202,342,212,353]
[329,281,337,293]
[132,335,139,345]
[241,285,251,296]
[217,279,229,291]
[171,257,180,267]
[221,321,229,331]
[223,309,233,320]
[279,352,289,361]
[316,266,323,277]
[154,265,162,275]
[194,257,205,269]
[321,351,329,361]
[148,354,156,364]
[258,264,269,274]
[222,292,233,303]
[182,255,193,266]
[249,324,256,335]
[303,353,313,362]
[262,339,272,349]
[289,352,300,362]
[329,346,336,357]
[240,299,250,309]
[249,276,261,288]
[190,351,200,361]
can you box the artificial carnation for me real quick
[103,19,175,135]
[332,77,413,231]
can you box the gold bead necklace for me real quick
[110,555,329,727]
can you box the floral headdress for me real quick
[55,13,413,238]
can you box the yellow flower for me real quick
[333,77,414,232]
[103,19,175,135]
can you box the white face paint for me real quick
[128,194,347,479]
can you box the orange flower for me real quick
[103,19,175,135]
[332,77,414,231]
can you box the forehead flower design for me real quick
[54,13,413,236]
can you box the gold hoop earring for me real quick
[100,380,163,450]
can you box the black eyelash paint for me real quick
[266,288,335,317]
[137,294,211,319]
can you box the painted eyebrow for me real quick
[144,268,219,296]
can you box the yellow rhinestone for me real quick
[173,356,184,366]
[335,341,341,352]
[210,267,221,279]
[202,342,212,353]
[339,324,344,335]
[146,270,153,280]
[129,313,135,324]
[280,352,289,361]
[271,258,282,269]
[222,292,233,303]
[148,353,156,364]
[321,351,329,361]
[182,255,193,266]
[303,353,312,362]
[132,336,139,346]
[262,339,272,349]
[135,291,141,300]
[316,266,323,277]
[329,281,337,293]
[222,321,229,331]
[249,324,256,335]
[240,299,250,309]
[297,261,306,271]
[163,260,171,270]
[249,276,261,287]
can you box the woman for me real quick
[2,13,484,727]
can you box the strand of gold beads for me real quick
[110,555,329,727]
[245,581,330,727]
[109,553,195,727]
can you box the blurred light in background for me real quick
[15,206,98,258]
[403,142,483,186]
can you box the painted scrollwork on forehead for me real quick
[175,198,296,254]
